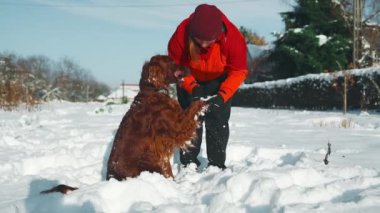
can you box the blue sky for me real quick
[0,0,293,88]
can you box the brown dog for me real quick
[41,55,205,194]
[106,55,205,180]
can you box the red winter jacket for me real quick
[168,12,247,102]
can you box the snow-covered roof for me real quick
[107,84,139,100]
[96,95,107,101]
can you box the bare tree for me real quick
[1,52,110,108]
[338,0,380,67]
[363,0,380,24]
[0,53,41,109]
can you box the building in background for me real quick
[106,83,139,104]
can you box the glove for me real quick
[191,86,204,101]
[206,94,224,111]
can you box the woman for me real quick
[168,4,247,169]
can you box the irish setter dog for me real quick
[41,55,205,194]
[106,55,205,180]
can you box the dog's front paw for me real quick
[198,104,208,116]
[191,100,207,120]
[181,140,195,151]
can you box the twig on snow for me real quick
[324,142,331,165]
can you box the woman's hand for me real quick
[205,94,224,111]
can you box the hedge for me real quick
[233,67,380,110]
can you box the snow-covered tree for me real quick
[270,0,352,79]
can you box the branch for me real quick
[369,78,380,94]
[323,142,331,165]
[363,8,380,24]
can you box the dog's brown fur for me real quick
[41,55,204,194]
[106,55,205,180]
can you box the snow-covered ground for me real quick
[0,101,379,213]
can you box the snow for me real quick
[107,84,139,103]
[316,35,329,46]
[292,28,303,33]
[1,101,380,212]
[241,66,380,90]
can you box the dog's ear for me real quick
[140,62,165,89]
[150,55,172,71]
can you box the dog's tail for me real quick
[40,184,78,194]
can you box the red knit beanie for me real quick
[188,4,223,41]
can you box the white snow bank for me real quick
[0,102,379,212]
[241,67,380,90]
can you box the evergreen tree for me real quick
[270,0,352,79]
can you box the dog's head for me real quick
[139,55,189,90]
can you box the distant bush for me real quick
[233,68,380,110]
[0,52,110,110]
[121,97,128,104]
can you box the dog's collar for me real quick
[140,87,169,95]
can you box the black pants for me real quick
[177,76,232,169]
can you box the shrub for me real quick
[233,68,380,110]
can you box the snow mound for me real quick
[0,102,379,212]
